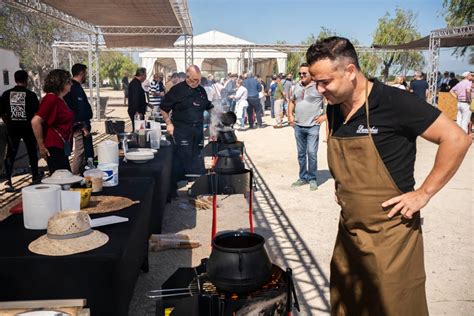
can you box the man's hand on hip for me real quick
[383,189,431,219]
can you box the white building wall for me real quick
[0,48,20,95]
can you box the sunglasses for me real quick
[298,72,308,77]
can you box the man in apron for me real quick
[306,36,471,315]
[161,65,213,198]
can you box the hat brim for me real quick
[28,230,109,256]
[41,175,83,185]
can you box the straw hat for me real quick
[29,210,108,256]
[42,169,83,185]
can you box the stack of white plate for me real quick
[125,151,154,163]
[130,148,158,154]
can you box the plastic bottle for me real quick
[84,157,95,170]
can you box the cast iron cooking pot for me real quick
[214,149,245,174]
[206,231,273,293]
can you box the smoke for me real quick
[209,100,232,138]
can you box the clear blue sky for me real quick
[188,0,471,74]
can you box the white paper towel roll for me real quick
[22,184,62,230]
[97,140,119,164]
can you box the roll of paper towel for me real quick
[22,184,62,230]
[98,140,119,164]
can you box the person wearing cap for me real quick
[0,70,41,192]
[306,36,470,315]
[160,65,213,198]
[450,71,472,133]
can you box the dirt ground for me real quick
[2,88,472,315]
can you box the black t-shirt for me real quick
[0,85,39,129]
[448,78,459,90]
[128,78,147,114]
[161,81,213,126]
[410,79,429,100]
[327,79,441,193]
[63,79,93,130]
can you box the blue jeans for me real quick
[294,125,320,182]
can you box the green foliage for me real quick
[99,52,138,90]
[0,6,80,94]
[373,8,425,80]
[284,27,339,78]
[442,0,474,62]
[443,0,473,26]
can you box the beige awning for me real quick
[41,0,191,48]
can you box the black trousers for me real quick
[46,147,71,174]
[170,124,205,195]
[247,97,263,127]
[4,127,39,183]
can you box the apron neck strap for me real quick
[329,79,371,137]
[365,80,371,136]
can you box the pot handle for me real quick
[238,251,243,272]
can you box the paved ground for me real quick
[1,88,472,315]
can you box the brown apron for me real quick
[328,82,428,316]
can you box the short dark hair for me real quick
[171,72,178,79]
[306,36,360,70]
[14,70,28,83]
[178,72,186,79]
[71,63,87,76]
[135,67,147,77]
[43,69,71,94]
[300,63,309,68]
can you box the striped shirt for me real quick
[149,80,164,107]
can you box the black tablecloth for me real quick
[0,177,154,315]
[119,145,172,234]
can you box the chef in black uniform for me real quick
[161,65,213,198]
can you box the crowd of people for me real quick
[0,64,93,192]
[391,70,473,133]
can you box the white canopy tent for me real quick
[140,30,288,79]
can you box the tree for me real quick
[442,0,474,62]
[99,52,138,90]
[373,8,425,81]
[0,6,81,94]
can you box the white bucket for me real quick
[22,184,62,229]
[97,162,119,187]
[97,140,119,165]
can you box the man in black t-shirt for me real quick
[128,68,147,131]
[161,65,213,197]
[64,63,94,175]
[0,70,40,191]
[409,71,429,100]
[306,36,471,314]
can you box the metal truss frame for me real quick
[87,34,101,120]
[98,25,183,36]
[427,24,474,105]
[184,34,194,68]
[3,0,98,34]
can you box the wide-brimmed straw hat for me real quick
[42,169,83,185]
[29,210,108,256]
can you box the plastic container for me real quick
[83,168,104,192]
[97,162,119,187]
